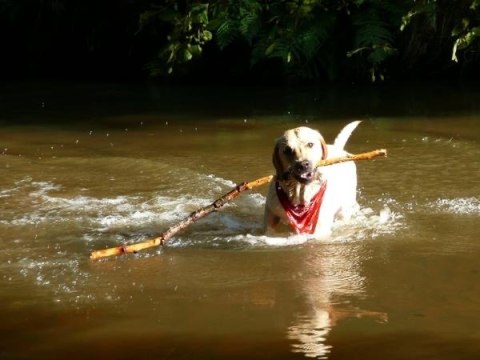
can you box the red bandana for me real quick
[275,181,327,234]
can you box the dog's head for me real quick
[272,127,328,184]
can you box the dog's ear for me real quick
[272,141,284,177]
[320,136,328,160]
[312,129,328,161]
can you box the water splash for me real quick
[429,197,480,215]
[1,177,404,246]
[1,175,406,308]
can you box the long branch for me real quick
[89,148,386,260]
[89,175,274,259]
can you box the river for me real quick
[1,81,479,359]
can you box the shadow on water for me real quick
[1,81,480,126]
[1,81,480,359]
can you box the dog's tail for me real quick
[334,120,361,150]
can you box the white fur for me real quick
[334,120,361,149]
[264,121,360,239]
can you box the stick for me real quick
[89,148,386,260]
[317,148,387,167]
[89,175,274,260]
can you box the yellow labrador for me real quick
[264,121,360,238]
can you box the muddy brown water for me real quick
[1,82,480,359]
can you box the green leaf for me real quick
[452,26,480,62]
[191,4,209,24]
[190,44,202,55]
[216,20,237,49]
[182,48,193,62]
[265,42,276,56]
[202,30,213,42]
[400,1,437,31]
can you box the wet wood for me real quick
[89,175,274,260]
[317,148,387,167]
[89,148,386,260]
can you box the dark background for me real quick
[0,0,479,84]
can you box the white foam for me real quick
[4,177,404,249]
[44,194,133,209]
[206,204,403,248]
[257,234,310,246]
[429,197,480,215]
[29,181,62,197]
[0,188,16,198]
[331,205,404,242]
[205,173,236,187]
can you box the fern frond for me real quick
[216,19,238,49]
[238,1,262,42]
[353,11,394,48]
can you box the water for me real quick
[1,82,480,359]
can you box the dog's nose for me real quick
[294,160,312,172]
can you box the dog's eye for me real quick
[283,146,293,156]
[307,142,314,148]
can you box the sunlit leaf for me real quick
[202,30,213,42]
[182,48,193,62]
[452,27,480,62]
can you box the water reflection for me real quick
[287,243,387,358]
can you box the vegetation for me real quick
[0,0,479,82]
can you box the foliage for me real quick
[138,1,212,76]
[0,0,479,81]
[347,0,403,82]
[400,0,480,67]
[138,0,480,82]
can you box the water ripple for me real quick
[1,176,405,248]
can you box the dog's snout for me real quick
[294,160,312,173]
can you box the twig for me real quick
[89,148,386,260]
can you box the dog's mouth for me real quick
[287,160,316,184]
[293,170,314,184]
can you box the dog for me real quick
[264,121,361,239]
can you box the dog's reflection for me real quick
[287,243,387,358]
